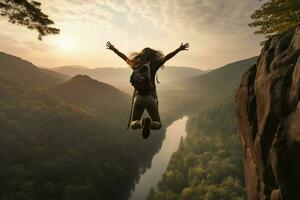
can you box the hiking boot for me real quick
[142,117,151,139]
[130,120,142,129]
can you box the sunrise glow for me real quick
[58,36,76,52]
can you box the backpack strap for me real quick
[127,89,136,130]
[145,62,155,88]
[156,73,160,84]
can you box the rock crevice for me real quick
[236,27,300,200]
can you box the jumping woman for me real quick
[106,41,189,139]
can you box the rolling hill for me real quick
[50,75,131,120]
[157,56,259,123]
[181,56,258,97]
[0,52,69,88]
[0,75,140,200]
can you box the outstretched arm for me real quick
[106,41,130,63]
[161,43,189,65]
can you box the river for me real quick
[129,116,188,200]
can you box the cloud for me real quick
[0,0,264,68]
[124,0,262,34]
[40,0,261,37]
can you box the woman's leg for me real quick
[145,95,162,130]
[130,95,145,129]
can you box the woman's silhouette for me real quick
[106,41,189,138]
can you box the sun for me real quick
[58,36,76,51]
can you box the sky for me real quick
[0,0,264,70]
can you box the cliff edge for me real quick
[236,27,300,200]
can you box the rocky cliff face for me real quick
[236,27,300,200]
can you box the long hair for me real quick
[129,47,164,69]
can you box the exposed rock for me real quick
[236,26,300,200]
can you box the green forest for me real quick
[147,99,246,200]
[0,79,138,200]
[145,58,258,200]
[0,52,171,200]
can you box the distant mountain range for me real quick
[0,52,131,121]
[50,65,205,85]
[47,57,256,99]
[0,51,257,105]
[181,56,258,97]
[0,52,69,88]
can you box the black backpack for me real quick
[130,62,153,94]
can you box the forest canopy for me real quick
[0,0,59,39]
[249,0,300,35]
[147,100,246,200]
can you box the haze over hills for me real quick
[51,65,205,85]
[181,56,258,97]
[0,51,131,120]
[157,56,259,131]
[50,75,130,120]
[50,65,91,76]
[0,52,69,88]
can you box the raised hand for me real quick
[106,41,115,51]
[106,41,129,63]
[178,42,189,51]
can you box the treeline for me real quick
[0,79,162,200]
[147,99,246,200]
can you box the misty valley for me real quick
[0,52,256,199]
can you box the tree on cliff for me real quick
[249,0,300,35]
[0,0,59,39]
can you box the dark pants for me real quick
[130,94,162,130]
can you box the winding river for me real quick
[129,116,188,200]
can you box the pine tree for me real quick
[249,0,300,36]
[0,0,59,40]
